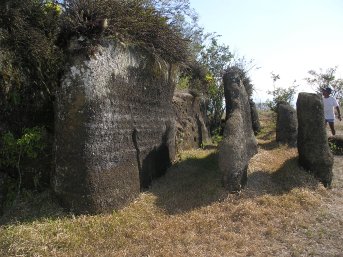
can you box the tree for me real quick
[305,67,343,101]
[229,55,259,99]
[266,73,297,112]
[271,72,280,89]
[0,0,64,129]
[198,35,233,134]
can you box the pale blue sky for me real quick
[189,0,343,102]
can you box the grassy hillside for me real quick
[1,111,343,256]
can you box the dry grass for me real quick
[1,111,343,256]
[334,120,343,136]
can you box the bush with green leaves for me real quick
[305,66,343,101]
[266,86,297,112]
[0,127,47,202]
[198,36,233,134]
[0,127,46,168]
[0,0,64,133]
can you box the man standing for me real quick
[322,87,342,135]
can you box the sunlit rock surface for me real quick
[54,40,177,214]
[219,68,258,192]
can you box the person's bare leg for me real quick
[329,122,336,136]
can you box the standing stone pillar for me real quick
[276,102,298,146]
[296,93,333,187]
[53,40,177,214]
[249,99,261,135]
[219,68,258,192]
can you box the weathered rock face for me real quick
[53,41,177,214]
[219,70,258,192]
[249,99,261,135]
[172,91,210,151]
[276,103,298,146]
[297,93,333,187]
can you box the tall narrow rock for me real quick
[276,102,298,146]
[296,92,333,187]
[219,69,258,192]
[249,99,261,135]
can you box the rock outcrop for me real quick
[172,91,210,152]
[53,40,177,214]
[276,102,298,146]
[219,69,258,192]
[296,92,333,187]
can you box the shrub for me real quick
[0,0,64,132]
[0,127,47,203]
[59,0,190,63]
[266,86,297,112]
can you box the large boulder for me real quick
[53,40,177,214]
[172,91,210,151]
[296,92,334,187]
[276,102,298,146]
[219,69,258,192]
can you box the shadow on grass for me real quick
[150,151,227,215]
[0,151,224,224]
[258,140,279,150]
[0,153,321,224]
[0,190,69,226]
[246,157,319,197]
[202,145,218,150]
[151,153,320,216]
[272,157,319,192]
[257,130,275,142]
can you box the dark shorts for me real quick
[325,119,335,123]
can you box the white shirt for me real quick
[323,96,339,120]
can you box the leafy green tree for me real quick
[0,127,46,201]
[0,0,64,131]
[305,67,343,101]
[199,36,233,134]
[267,86,297,112]
[266,73,297,112]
